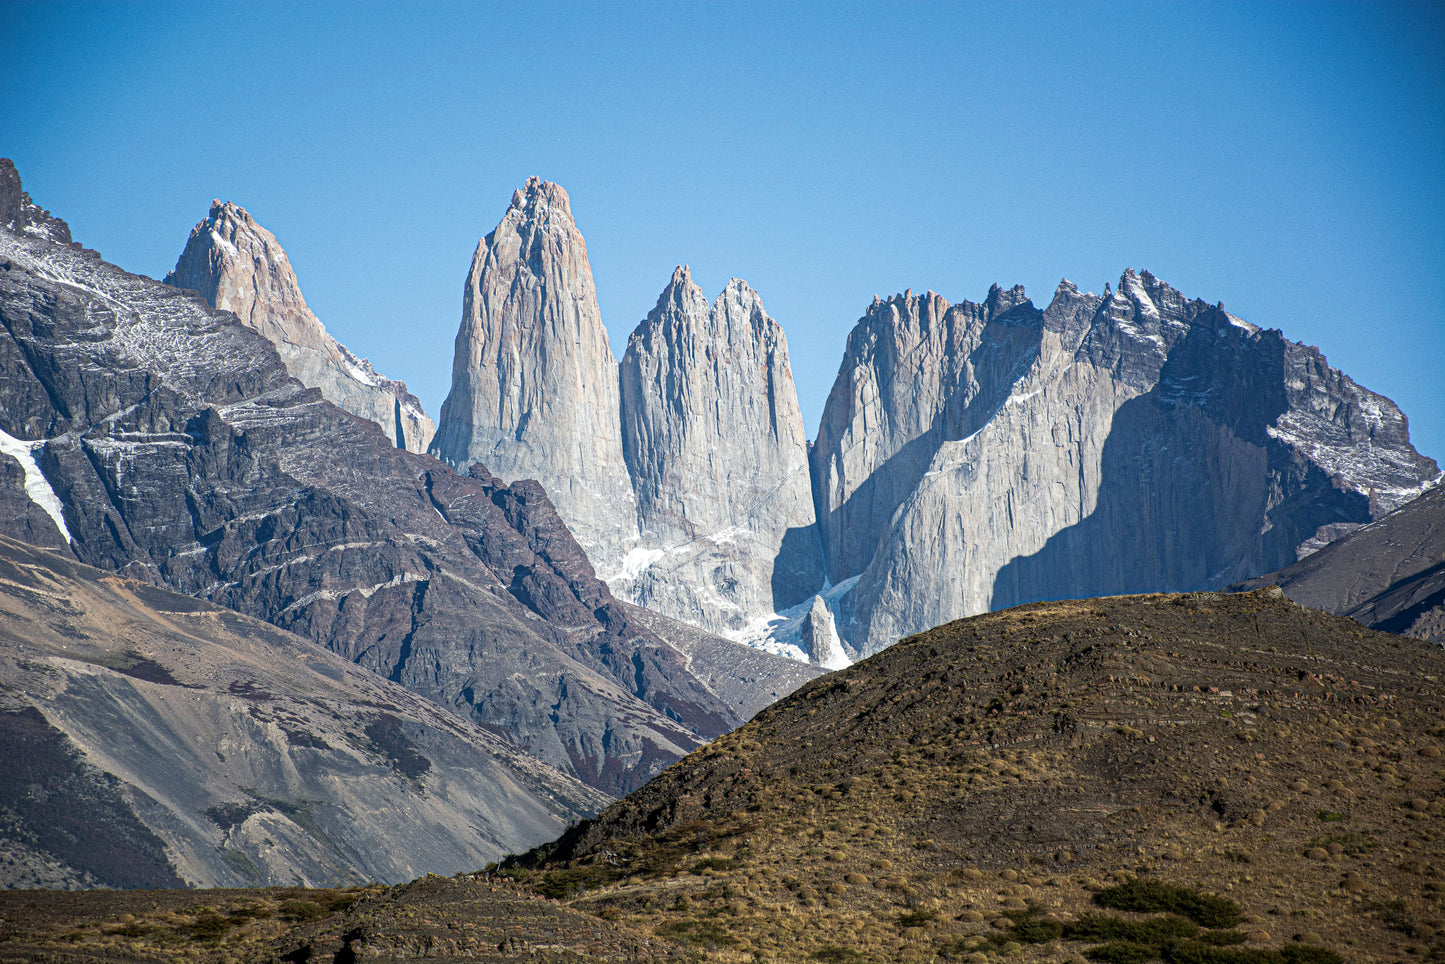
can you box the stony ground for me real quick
[1,590,1440,963]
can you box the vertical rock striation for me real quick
[814,270,1440,657]
[617,266,823,637]
[431,183,828,654]
[430,178,635,569]
[165,201,434,453]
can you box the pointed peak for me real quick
[1055,278,1079,294]
[724,276,759,298]
[206,199,254,227]
[714,277,769,319]
[509,176,573,220]
[985,282,1029,314]
[648,262,707,320]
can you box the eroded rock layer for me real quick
[0,534,606,888]
[1238,482,1445,642]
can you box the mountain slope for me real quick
[165,200,435,454]
[508,589,1444,963]
[814,272,1439,657]
[0,533,607,888]
[1238,483,1445,642]
[0,161,738,796]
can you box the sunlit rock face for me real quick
[0,163,739,798]
[428,175,1438,667]
[165,200,434,453]
[431,182,827,648]
[617,265,824,637]
[814,270,1439,657]
[430,177,636,569]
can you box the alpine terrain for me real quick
[0,160,797,799]
[1238,482,1445,642]
[165,200,436,454]
[12,588,1436,961]
[0,534,607,888]
[432,177,1441,663]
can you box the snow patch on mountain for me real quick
[0,429,71,543]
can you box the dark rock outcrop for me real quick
[0,162,739,796]
[1237,483,1445,642]
[0,159,70,245]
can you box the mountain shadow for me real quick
[991,310,1368,609]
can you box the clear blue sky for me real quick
[4,1,1442,462]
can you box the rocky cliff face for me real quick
[432,183,832,658]
[165,200,434,454]
[0,159,70,245]
[0,164,740,796]
[430,178,635,567]
[432,180,1438,665]
[814,270,1440,657]
[618,266,823,637]
[0,534,607,888]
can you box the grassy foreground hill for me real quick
[490,588,1443,963]
[1,589,1441,963]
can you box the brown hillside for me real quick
[503,589,1444,963]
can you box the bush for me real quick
[1066,913,1199,944]
[1308,832,1375,856]
[1088,941,1160,964]
[657,919,738,947]
[1011,918,1065,943]
[1163,943,1342,964]
[536,866,606,899]
[899,908,938,927]
[1095,879,1243,928]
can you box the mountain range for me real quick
[0,160,823,807]
[0,533,606,888]
[1,157,1442,901]
[427,177,1440,663]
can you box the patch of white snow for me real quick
[0,429,72,543]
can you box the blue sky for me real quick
[4,1,1442,462]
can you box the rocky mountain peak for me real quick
[616,264,823,636]
[510,175,574,221]
[168,199,309,330]
[650,264,708,321]
[0,158,71,244]
[431,178,635,569]
[816,269,1438,659]
[165,200,435,453]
